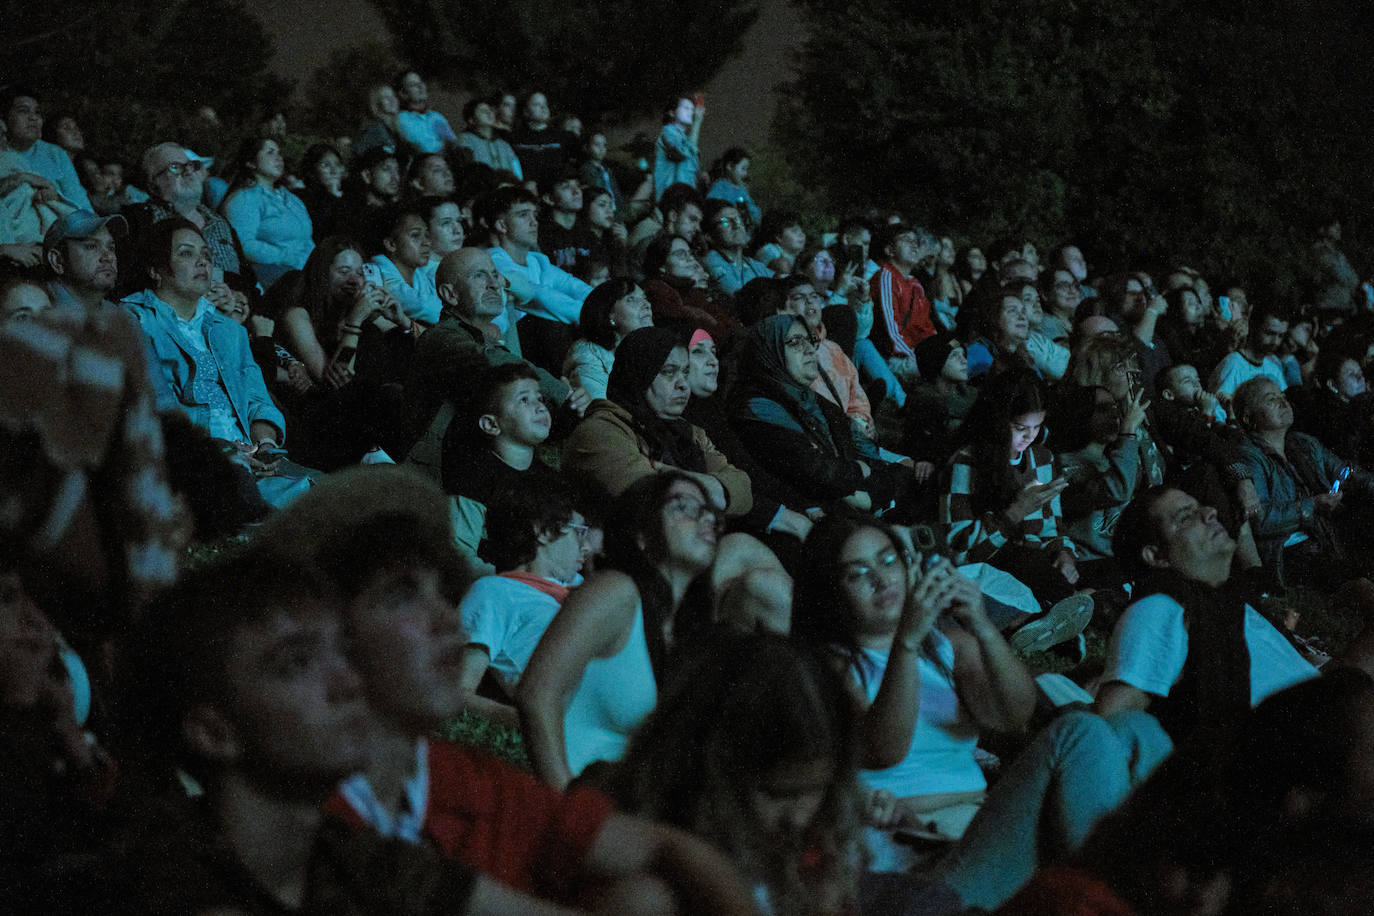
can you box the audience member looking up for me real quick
[393,70,460,156]
[457,483,593,728]
[438,362,567,569]
[459,97,523,178]
[869,223,939,377]
[126,141,251,288]
[1210,303,1290,405]
[654,95,702,201]
[507,91,577,188]
[123,218,314,508]
[1,87,91,210]
[703,200,769,297]
[221,135,315,289]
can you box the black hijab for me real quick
[605,327,706,470]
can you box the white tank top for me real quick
[563,602,658,776]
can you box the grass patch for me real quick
[439,712,529,769]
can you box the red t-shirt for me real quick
[326,740,615,901]
[869,264,936,360]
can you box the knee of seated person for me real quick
[1044,708,1119,752]
[590,874,679,916]
[717,567,792,635]
[711,532,785,584]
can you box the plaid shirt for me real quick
[130,199,249,281]
[940,443,1073,565]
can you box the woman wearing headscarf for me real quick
[562,326,753,519]
[731,314,909,517]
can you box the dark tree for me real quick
[297,42,405,136]
[781,0,1374,297]
[366,0,760,125]
[2,0,285,167]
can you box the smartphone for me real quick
[256,445,289,459]
[1332,467,1351,494]
[211,265,224,285]
[362,263,383,286]
[693,92,705,111]
[845,244,865,267]
[1218,296,1232,321]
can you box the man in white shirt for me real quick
[1209,305,1290,406]
[477,185,589,325]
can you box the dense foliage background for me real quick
[777,0,1374,297]
[363,0,760,126]
[8,0,1374,299]
[3,0,287,164]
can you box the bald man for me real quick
[404,247,585,458]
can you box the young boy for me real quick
[442,362,569,571]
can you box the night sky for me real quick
[243,0,802,162]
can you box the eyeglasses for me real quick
[154,160,204,180]
[717,216,743,229]
[561,522,591,544]
[783,334,819,353]
[1053,281,1079,292]
[664,495,725,529]
[841,548,911,590]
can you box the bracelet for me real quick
[340,324,363,335]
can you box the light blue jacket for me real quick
[122,289,285,442]
[221,184,314,290]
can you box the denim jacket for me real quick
[1236,429,1372,576]
[122,289,285,442]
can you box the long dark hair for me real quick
[292,235,365,348]
[601,471,712,678]
[606,632,864,916]
[953,368,1051,515]
[792,508,947,687]
[225,134,281,193]
[577,277,638,350]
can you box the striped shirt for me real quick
[869,264,936,360]
[940,443,1073,565]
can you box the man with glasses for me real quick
[702,199,769,296]
[122,141,252,291]
[869,222,939,380]
[456,484,594,728]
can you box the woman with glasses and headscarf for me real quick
[731,314,911,518]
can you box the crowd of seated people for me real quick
[9,67,1374,915]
